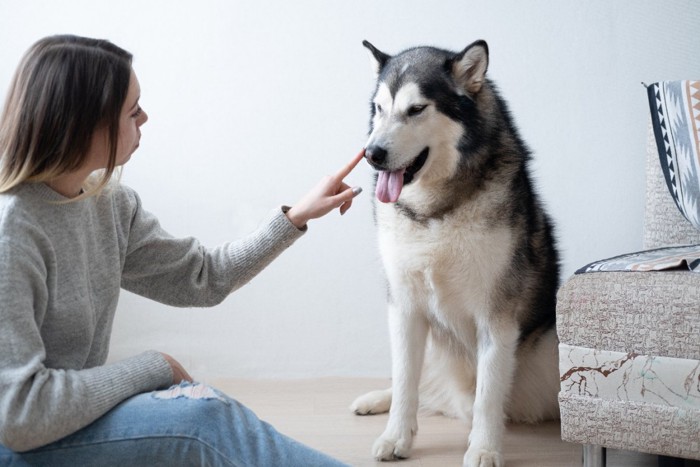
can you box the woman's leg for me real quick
[0,382,347,467]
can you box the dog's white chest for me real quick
[377,205,514,318]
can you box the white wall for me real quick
[1,1,698,380]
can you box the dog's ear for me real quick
[451,40,489,94]
[363,40,391,75]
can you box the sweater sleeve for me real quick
[120,188,305,307]
[0,238,174,452]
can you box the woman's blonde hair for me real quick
[0,34,133,197]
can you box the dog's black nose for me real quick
[365,146,387,165]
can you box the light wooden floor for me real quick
[210,377,689,467]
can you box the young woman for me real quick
[0,34,362,466]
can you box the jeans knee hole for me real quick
[152,382,229,405]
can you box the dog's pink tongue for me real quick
[376,169,405,203]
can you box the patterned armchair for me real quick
[556,81,700,467]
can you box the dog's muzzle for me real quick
[366,147,429,203]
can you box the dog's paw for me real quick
[372,430,414,461]
[462,447,504,467]
[350,388,391,415]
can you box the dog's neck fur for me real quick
[392,141,526,226]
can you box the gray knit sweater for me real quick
[0,182,305,452]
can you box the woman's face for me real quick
[116,69,148,165]
[88,69,148,170]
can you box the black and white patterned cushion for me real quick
[647,80,700,230]
[576,244,700,274]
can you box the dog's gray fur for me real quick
[350,40,560,467]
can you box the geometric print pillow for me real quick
[575,244,700,274]
[647,80,700,230]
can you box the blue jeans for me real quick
[0,382,347,467]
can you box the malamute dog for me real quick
[350,40,560,467]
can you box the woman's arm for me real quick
[0,239,173,452]
[119,150,363,307]
[119,188,306,307]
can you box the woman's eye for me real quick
[132,106,142,118]
[407,105,427,117]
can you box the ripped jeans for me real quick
[0,382,347,467]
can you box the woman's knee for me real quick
[150,383,236,425]
[151,383,231,406]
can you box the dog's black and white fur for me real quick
[350,40,560,467]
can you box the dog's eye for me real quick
[407,105,427,117]
[374,103,383,114]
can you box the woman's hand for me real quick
[285,149,365,229]
[160,352,193,384]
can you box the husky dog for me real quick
[350,40,560,467]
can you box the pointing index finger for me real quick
[335,148,365,180]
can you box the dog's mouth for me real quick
[374,147,429,203]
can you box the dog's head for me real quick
[362,40,489,203]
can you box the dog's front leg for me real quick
[463,321,519,467]
[373,303,428,461]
